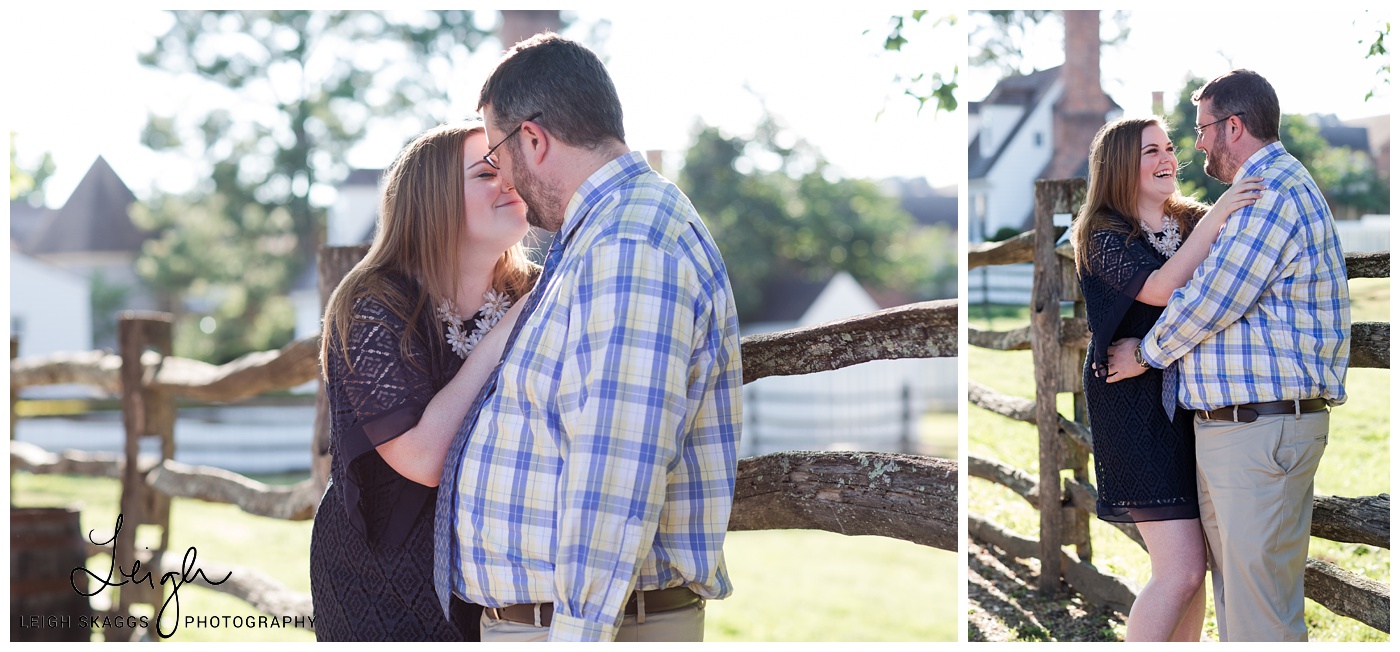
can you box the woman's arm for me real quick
[1136,178,1263,306]
[377,291,531,486]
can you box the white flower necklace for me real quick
[1141,214,1181,257]
[436,289,512,359]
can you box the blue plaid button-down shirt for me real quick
[441,151,742,641]
[1141,141,1350,410]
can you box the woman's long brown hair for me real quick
[1072,116,1208,272]
[320,122,538,375]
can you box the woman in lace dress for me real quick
[309,121,538,641]
[1071,117,1261,642]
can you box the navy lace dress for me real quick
[1079,225,1199,524]
[310,275,482,641]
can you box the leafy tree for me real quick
[968,10,1056,77]
[878,11,959,114]
[134,10,519,362]
[1363,19,1389,101]
[1311,145,1390,215]
[870,12,959,302]
[9,132,56,207]
[678,117,940,322]
[969,10,1129,78]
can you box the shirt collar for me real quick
[557,150,651,245]
[1233,141,1287,182]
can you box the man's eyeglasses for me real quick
[483,112,544,170]
[1195,112,1244,139]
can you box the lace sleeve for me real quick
[327,289,437,544]
[1079,228,1162,369]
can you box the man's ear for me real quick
[1226,115,1247,144]
[519,119,549,166]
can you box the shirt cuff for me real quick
[546,612,617,642]
[1140,330,1167,369]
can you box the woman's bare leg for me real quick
[1125,518,1207,642]
[1169,579,1207,642]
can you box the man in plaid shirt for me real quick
[1106,70,1350,641]
[431,34,742,642]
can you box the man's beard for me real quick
[510,157,564,232]
[1204,127,1237,183]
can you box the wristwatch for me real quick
[1133,342,1150,369]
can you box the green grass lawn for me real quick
[920,410,958,460]
[968,277,1391,643]
[12,435,958,642]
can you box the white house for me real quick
[15,156,157,352]
[969,67,1064,243]
[22,156,153,301]
[9,252,95,398]
[969,11,1121,305]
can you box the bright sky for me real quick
[965,9,1391,125]
[5,7,963,211]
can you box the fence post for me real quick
[313,245,371,492]
[1064,248,1093,562]
[115,311,175,640]
[1031,180,1065,592]
[1030,179,1091,592]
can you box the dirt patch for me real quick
[967,538,1126,642]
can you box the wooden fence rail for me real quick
[970,320,1389,369]
[13,302,960,526]
[968,183,1391,637]
[14,302,957,397]
[13,309,963,524]
[970,382,1393,632]
[969,234,1392,279]
[12,287,959,633]
[730,451,957,551]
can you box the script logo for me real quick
[71,513,232,639]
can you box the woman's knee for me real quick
[1181,561,1207,592]
[1156,559,1206,600]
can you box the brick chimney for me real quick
[1044,10,1116,179]
[1152,91,1165,116]
[498,10,562,50]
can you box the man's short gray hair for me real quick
[478,33,625,152]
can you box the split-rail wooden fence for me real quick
[10,245,959,641]
[966,178,1390,634]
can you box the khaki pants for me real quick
[1195,411,1328,642]
[480,601,705,642]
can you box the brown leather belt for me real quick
[1199,398,1328,423]
[483,586,701,628]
